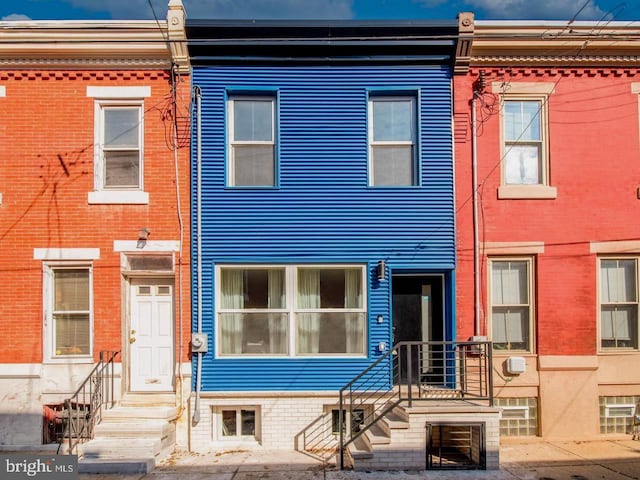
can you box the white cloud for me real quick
[66,0,354,19]
[2,13,32,21]
[464,0,607,20]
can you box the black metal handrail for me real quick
[60,350,120,455]
[338,340,492,469]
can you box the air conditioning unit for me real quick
[506,356,526,375]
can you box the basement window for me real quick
[214,406,260,442]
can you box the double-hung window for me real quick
[600,258,639,349]
[503,100,545,185]
[46,265,93,358]
[490,258,534,352]
[228,96,275,187]
[369,96,417,186]
[495,82,556,199]
[87,86,150,204]
[216,265,366,357]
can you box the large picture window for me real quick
[490,258,534,352]
[600,258,639,349]
[227,96,276,187]
[216,265,367,357]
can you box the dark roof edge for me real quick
[186,19,458,29]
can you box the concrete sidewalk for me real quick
[78,439,640,480]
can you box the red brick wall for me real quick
[0,70,191,363]
[454,68,640,356]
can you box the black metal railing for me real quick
[60,351,120,455]
[338,340,492,469]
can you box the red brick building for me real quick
[0,2,191,451]
[455,17,640,439]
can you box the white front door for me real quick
[129,279,174,392]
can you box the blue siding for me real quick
[193,65,455,391]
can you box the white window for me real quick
[216,265,367,357]
[215,407,259,441]
[227,96,275,187]
[490,258,534,352]
[599,258,639,349]
[45,265,93,360]
[503,100,546,185]
[87,86,150,204]
[369,96,417,186]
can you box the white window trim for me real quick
[227,96,276,187]
[633,83,640,199]
[43,262,94,364]
[605,404,636,418]
[499,405,530,420]
[488,257,535,354]
[213,406,261,443]
[215,264,368,359]
[113,240,180,252]
[495,82,555,199]
[88,93,148,204]
[597,256,640,352]
[368,96,417,187]
[34,248,100,261]
[86,86,151,99]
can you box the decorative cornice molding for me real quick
[0,2,190,73]
[472,55,640,67]
[470,22,640,68]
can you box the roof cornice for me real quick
[470,22,640,67]
[0,0,190,73]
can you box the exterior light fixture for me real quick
[137,228,150,249]
[377,260,386,281]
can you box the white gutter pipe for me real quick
[192,86,203,425]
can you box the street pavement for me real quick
[78,439,640,480]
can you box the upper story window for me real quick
[100,105,142,189]
[600,258,639,350]
[87,86,150,204]
[369,96,417,186]
[216,265,367,357]
[494,82,557,200]
[503,100,544,185]
[490,257,534,352]
[227,96,276,187]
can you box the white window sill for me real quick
[44,357,95,365]
[88,190,149,205]
[498,185,557,200]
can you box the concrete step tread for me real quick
[349,435,373,460]
[119,393,176,407]
[94,420,173,437]
[364,423,391,445]
[102,406,179,420]
[80,437,162,458]
[383,411,410,429]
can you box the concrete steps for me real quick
[348,402,500,471]
[78,394,178,474]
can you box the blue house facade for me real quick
[187,20,464,450]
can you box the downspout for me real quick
[471,72,485,336]
[192,85,203,425]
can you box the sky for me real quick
[0,0,637,23]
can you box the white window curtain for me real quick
[344,270,362,353]
[601,260,637,342]
[221,269,244,354]
[298,269,320,353]
[492,261,528,345]
[268,269,286,353]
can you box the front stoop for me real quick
[347,402,500,471]
[78,394,179,474]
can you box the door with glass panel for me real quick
[129,279,174,391]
